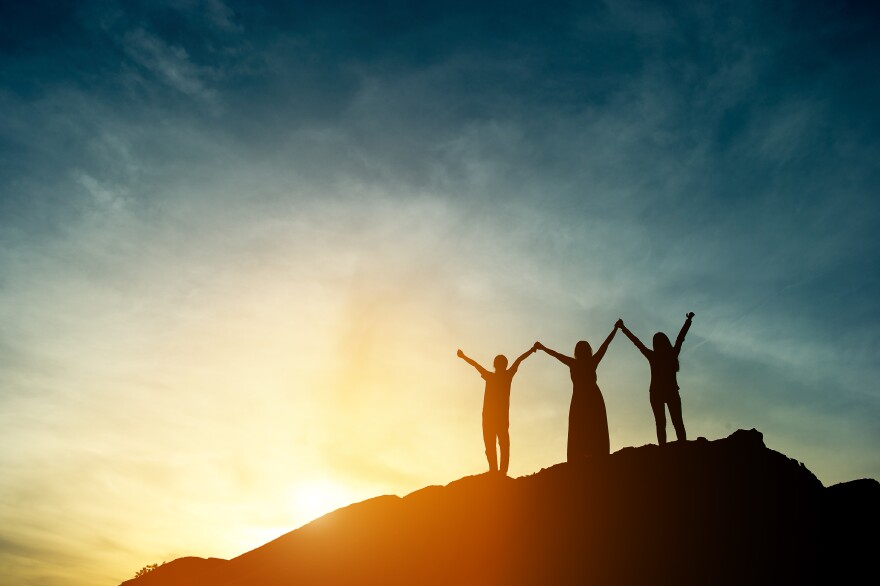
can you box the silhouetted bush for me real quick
[133,561,165,578]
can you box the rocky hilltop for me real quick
[121,429,878,585]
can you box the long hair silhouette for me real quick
[651,333,678,372]
[534,323,619,462]
[574,340,592,359]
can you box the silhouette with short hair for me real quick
[534,323,619,463]
[617,312,695,445]
[457,346,535,475]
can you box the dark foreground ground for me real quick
[122,429,878,586]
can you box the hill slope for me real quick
[121,429,878,585]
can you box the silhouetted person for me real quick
[534,323,619,463]
[618,312,695,445]
[457,347,535,475]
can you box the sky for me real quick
[1,0,878,584]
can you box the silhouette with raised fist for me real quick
[618,312,695,445]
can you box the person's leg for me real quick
[667,393,687,442]
[482,418,498,472]
[650,394,667,445]
[498,426,510,475]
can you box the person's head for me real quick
[652,332,672,352]
[494,355,508,371]
[574,340,592,359]
[653,332,679,371]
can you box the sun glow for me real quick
[291,480,353,525]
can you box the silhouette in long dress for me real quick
[618,312,695,445]
[534,323,619,463]
[457,347,536,475]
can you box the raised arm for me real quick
[457,349,489,377]
[674,312,694,355]
[616,319,651,359]
[508,346,536,374]
[592,324,619,365]
[534,341,574,367]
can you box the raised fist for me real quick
[686,312,695,319]
[456,349,464,358]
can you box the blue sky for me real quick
[1,1,878,584]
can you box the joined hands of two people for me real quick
[616,312,694,331]
[466,313,695,358]
[457,347,537,357]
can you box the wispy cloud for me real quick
[122,27,217,102]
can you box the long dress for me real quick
[567,357,610,462]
